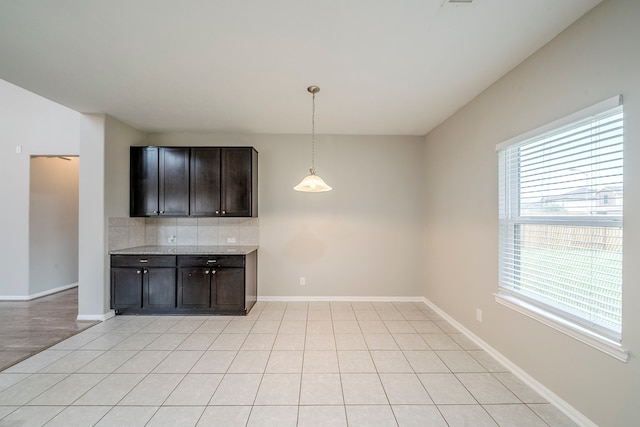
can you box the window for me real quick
[497,96,625,359]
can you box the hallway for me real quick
[0,288,97,371]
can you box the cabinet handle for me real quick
[139,259,148,263]
[207,260,217,264]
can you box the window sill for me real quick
[494,293,629,363]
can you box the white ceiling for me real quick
[0,0,601,136]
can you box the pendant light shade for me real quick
[294,168,332,192]
[294,86,332,192]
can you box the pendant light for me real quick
[294,86,332,192]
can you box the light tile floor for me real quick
[0,301,579,426]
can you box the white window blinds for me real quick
[498,97,623,343]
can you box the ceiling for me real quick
[0,0,601,136]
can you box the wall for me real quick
[145,133,425,298]
[78,114,147,319]
[29,156,79,295]
[0,79,80,298]
[78,114,106,318]
[422,0,639,425]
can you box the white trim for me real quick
[257,296,425,302]
[496,94,622,150]
[494,293,628,362]
[422,297,598,427]
[77,310,115,322]
[0,283,78,301]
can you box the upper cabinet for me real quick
[221,147,258,217]
[130,147,190,216]
[131,146,257,218]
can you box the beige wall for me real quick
[78,114,147,319]
[147,133,425,298]
[422,0,640,425]
[29,156,79,295]
[0,79,80,298]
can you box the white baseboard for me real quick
[257,296,425,302]
[77,310,115,322]
[0,283,78,301]
[421,297,597,427]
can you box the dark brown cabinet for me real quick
[111,268,143,309]
[190,147,258,217]
[190,147,221,217]
[110,255,176,312]
[110,251,257,315]
[130,147,190,217]
[143,268,176,309]
[177,255,247,312]
[178,267,211,309]
[132,146,257,218]
[220,147,258,217]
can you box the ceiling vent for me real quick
[441,0,475,8]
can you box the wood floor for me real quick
[0,288,97,371]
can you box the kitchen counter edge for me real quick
[110,245,259,255]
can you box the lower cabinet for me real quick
[178,267,211,309]
[144,268,176,309]
[110,255,176,313]
[110,251,257,315]
[177,255,246,313]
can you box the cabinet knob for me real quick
[215,210,219,215]
[188,273,192,277]
[136,270,141,274]
[222,210,226,215]
[160,210,165,214]
[211,270,216,275]
[153,210,159,214]
[205,270,210,275]
[143,269,148,274]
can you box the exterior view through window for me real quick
[498,98,623,344]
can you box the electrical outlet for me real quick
[476,308,483,322]
[299,277,306,286]
[227,237,237,244]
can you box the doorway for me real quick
[29,155,79,296]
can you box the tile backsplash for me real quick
[108,217,259,250]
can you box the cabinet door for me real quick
[130,147,159,216]
[159,147,190,216]
[190,147,221,216]
[178,268,211,309]
[212,268,245,311]
[143,268,176,309]
[111,268,143,309]
[221,148,254,217]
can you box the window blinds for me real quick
[498,99,623,342]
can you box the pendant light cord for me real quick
[311,90,316,174]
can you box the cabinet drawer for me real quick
[177,255,245,268]
[111,255,176,268]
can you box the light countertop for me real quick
[110,245,258,255]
